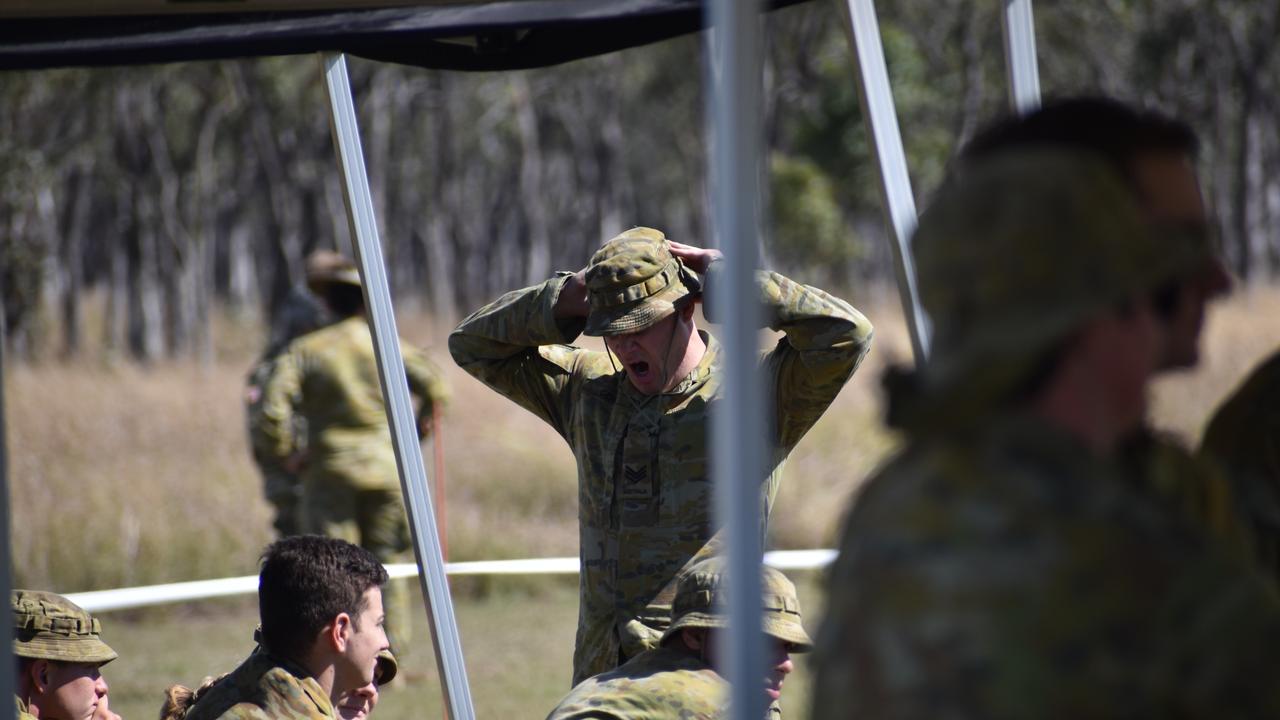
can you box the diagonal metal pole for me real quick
[320,52,474,720]
[706,3,767,720]
[839,0,931,363]
[1001,0,1042,114]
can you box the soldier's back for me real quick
[185,653,333,720]
[547,645,725,720]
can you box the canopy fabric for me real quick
[0,0,809,71]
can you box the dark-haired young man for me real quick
[258,251,449,650]
[961,97,1247,557]
[185,536,390,720]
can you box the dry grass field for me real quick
[7,282,1280,718]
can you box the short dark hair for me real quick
[257,535,388,660]
[961,96,1199,192]
[323,282,365,318]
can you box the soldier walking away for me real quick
[258,250,449,653]
[546,558,811,720]
[184,536,390,720]
[246,254,334,538]
[12,590,120,720]
[451,227,872,685]
[811,148,1280,717]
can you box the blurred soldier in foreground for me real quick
[246,261,333,537]
[12,590,119,720]
[811,148,1280,717]
[1201,351,1280,582]
[961,97,1246,557]
[185,536,390,720]
[259,250,449,651]
[451,228,872,684]
[546,558,810,720]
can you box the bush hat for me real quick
[12,590,117,665]
[305,250,362,292]
[583,227,699,337]
[661,558,812,652]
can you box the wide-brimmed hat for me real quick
[305,250,362,292]
[12,590,117,665]
[583,227,699,337]
[660,559,812,652]
[374,650,397,686]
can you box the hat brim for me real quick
[374,650,397,686]
[660,611,812,653]
[584,283,691,337]
[14,635,118,665]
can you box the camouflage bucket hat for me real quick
[907,149,1200,409]
[12,590,117,665]
[661,559,812,652]
[305,249,362,291]
[374,649,397,686]
[582,227,698,337]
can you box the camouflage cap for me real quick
[661,559,812,652]
[582,227,699,337]
[12,590,117,665]
[305,250,362,291]
[374,649,397,686]
[903,149,1205,414]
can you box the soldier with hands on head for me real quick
[450,227,872,684]
[258,250,449,650]
[811,142,1280,717]
[184,536,390,720]
[12,591,119,720]
[546,558,810,720]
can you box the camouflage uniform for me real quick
[184,651,334,720]
[246,287,331,537]
[812,151,1280,717]
[259,253,450,651]
[1201,349,1280,583]
[11,590,117,720]
[451,228,871,684]
[546,559,811,720]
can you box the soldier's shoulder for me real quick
[186,654,331,720]
[550,648,724,720]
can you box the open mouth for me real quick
[627,360,652,379]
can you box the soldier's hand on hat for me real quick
[92,694,121,720]
[666,241,723,275]
[554,268,591,321]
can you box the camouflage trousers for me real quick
[304,482,414,654]
[260,467,304,537]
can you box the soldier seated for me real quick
[12,590,119,720]
[546,558,811,720]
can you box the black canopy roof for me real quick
[0,0,809,71]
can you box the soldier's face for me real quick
[336,681,379,720]
[700,630,795,704]
[1133,151,1230,370]
[35,661,108,720]
[337,587,389,695]
[604,309,694,395]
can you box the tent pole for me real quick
[839,0,931,363]
[1001,0,1042,114]
[319,52,475,720]
[706,3,767,720]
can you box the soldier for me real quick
[450,228,872,684]
[545,558,811,720]
[1201,350,1280,582]
[12,590,119,720]
[959,96,1246,555]
[811,149,1280,717]
[184,536,390,720]
[246,270,333,538]
[258,250,449,651]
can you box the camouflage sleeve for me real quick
[448,275,586,438]
[403,343,450,419]
[705,263,873,449]
[257,345,304,467]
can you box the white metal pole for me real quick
[840,0,931,363]
[319,52,475,720]
[706,3,767,720]
[0,323,15,720]
[1001,0,1042,114]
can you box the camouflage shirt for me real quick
[1201,348,1280,584]
[812,413,1280,718]
[15,695,35,720]
[184,651,334,720]
[545,645,726,720]
[259,316,450,492]
[451,266,871,684]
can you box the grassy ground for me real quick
[8,282,1280,718]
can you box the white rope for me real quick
[64,550,836,613]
